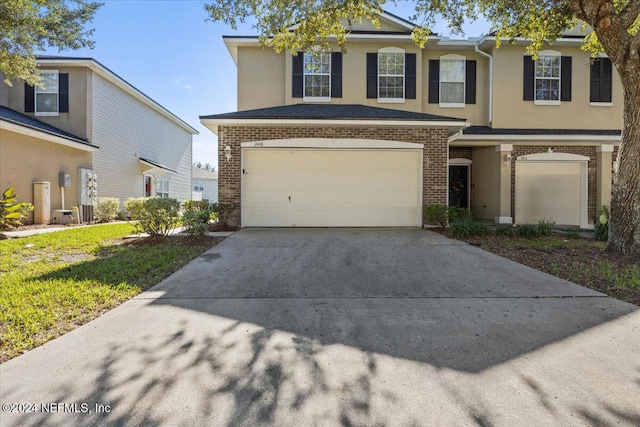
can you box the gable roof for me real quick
[192,167,218,180]
[200,104,469,137]
[0,105,98,150]
[35,56,198,135]
[201,103,463,121]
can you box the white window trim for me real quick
[590,102,613,107]
[534,50,561,106]
[156,179,170,198]
[35,69,60,116]
[377,47,405,103]
[439,54,466,108]
[303,49,331,102]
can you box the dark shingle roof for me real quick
[200,104,465,122]
[0,105,97,147]
[464,126,621,136]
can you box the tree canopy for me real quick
[0,0,102,86]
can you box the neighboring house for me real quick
[192,166,218,202]
[0,56,197,223]
[201,11,621,228]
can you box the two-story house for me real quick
[0,56,197,223]
[200,11,621,228]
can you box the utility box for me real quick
[51,209,73,225]
[59,172,71,188]
[33,181,51,224]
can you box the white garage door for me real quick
[515,159,587,226]
[242,148,422,227]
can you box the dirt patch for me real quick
[441,231,640,306]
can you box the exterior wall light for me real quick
[224,145,232,162]
[504,154,512,167]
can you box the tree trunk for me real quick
[607,70,640,254]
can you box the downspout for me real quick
[474,45,493,125]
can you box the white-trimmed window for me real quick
[440,54,465,107]
[535,50,561,104]
[378,47,405,101]
[156,179,169,198]
[304,50,331,101]
[35,70,59,116]
[193,181,204,192]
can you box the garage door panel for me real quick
[243,148,421,227]
[516,161,584,226]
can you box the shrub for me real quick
[423,205,471,228]
[448,206,471,222]
[495,225,516,237]
[115,210,127,221]
[447,218,490,238]
[125,197,180,236]
[594,206,609,241]
[537,219,555,237]
[211,202,236,227]
[182,200,211,237]
[518,224,540,238]
[94,197,120,223]
[0,183,34,231]
[424,204,449,228]
[564,228,581,239]
[124,198,146,221]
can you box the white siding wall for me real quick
[91,73,192,204]
[203,178,218,202]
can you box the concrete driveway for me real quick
[1,228,639,426]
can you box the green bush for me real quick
[594,206,609,241]
[125,197,180,236]
[495,225,516,237]
[211,202,236,227]
[124,198,146,221]
[181,200,211,237]
[1,183,33,231]
[115,210,127,221]
[424,204,449,228]
[94,197,120,223]
[448,206,471,222]
[537,219,555,236]
[518,224,540,239]
[447,218,490,238]
[423,205,472,228]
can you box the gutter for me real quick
[474,45,493,125]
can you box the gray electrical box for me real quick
[59,172,71,188]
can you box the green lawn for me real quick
[0,223,219,362]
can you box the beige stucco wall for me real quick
[0,129,92,223]
[490,44,624,129]
[237,47,286,111]
[471,146,502,220]
[5,66,90,139]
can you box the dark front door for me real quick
[449,165,469,208]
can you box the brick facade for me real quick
[510,146,598,223]
[218,125,449,226]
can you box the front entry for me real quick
[449,165,469,208]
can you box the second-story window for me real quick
[440,54,466,107]
[524,50,571,104]
[378,48,405,101]
[35,70,59,115]
[535,55,560,103]
[304,51,331,100]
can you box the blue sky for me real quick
[41,1,489,166]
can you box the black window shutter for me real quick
[24,83,35,112]
[59,73,69,112]
[465,60,476,104]
[330,52,342,98]
[590,58,612,103]
[405,53,416,99]
[561,56,572,101]
[292,53,303,98]
[366,53,378,99]
[523,56,535,101]
[428,60,440,103]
